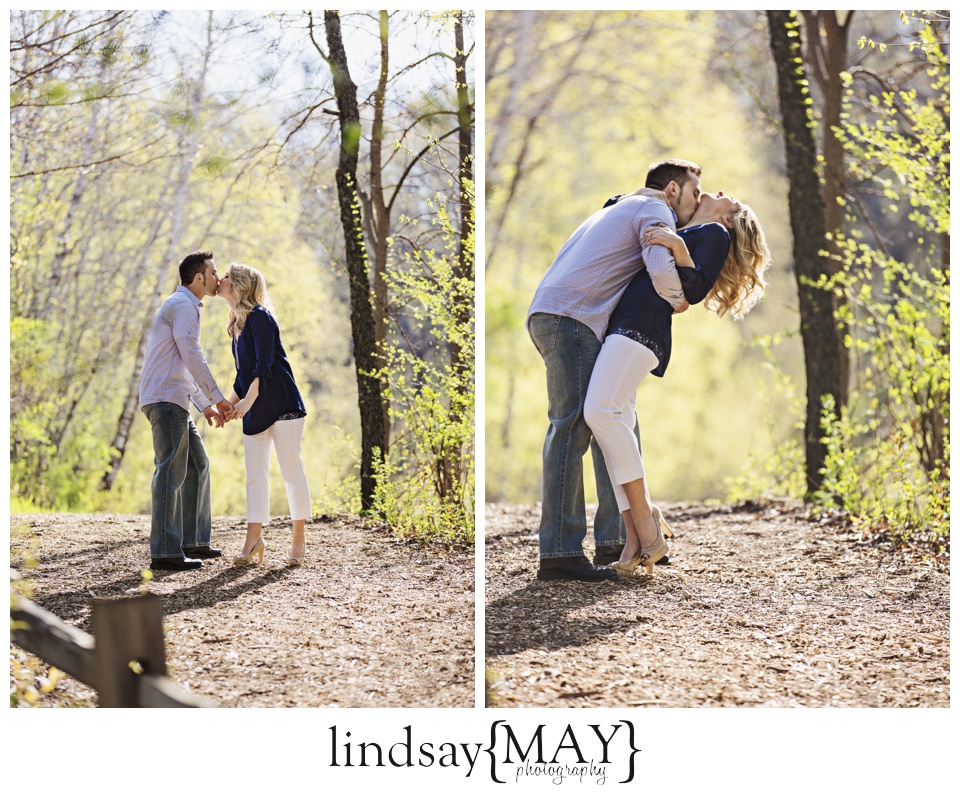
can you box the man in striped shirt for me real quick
[527,159,701,581]
[139,250,235,571]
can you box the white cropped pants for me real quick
[243,417,312,524]
[583,333,658,513]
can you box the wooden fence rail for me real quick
[11,593,217,708]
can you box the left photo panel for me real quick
[10,10,475,708]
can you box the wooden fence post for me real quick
[91,594,167,708]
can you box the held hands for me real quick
[216,399,240,424]
[202,401,237,427]
[233,396,253,419]
[203,399,240,427]
[203,405,224,428]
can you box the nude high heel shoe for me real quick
[611,552,642,577]
[639,521,668,576]
[233,537,264,565]
[612,512,668,576]
[651,504,676,539]
[286,550,306,566]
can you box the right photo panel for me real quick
[484,10,949,709]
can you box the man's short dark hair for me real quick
[179,250,214,284]
[645,159,702,191]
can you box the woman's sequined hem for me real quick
[606,326,664,365]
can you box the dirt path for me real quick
[485,501,949,708]
[12,513,474,708]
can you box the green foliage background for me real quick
[813,23,950,540]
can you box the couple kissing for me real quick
[138,250,310,572]
[527,159,772,582]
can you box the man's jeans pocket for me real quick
[529,313,561,357]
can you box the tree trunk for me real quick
[368,10,391,453]
[454,11,474,291]
[768,10,844,496]
[920,230,950,476]
[803,10,854,405]
[443,10,475,497]
[324,10,386,512]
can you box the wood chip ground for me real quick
[11,513,474,708]
[485,501,949,708]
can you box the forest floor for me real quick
[485,501,949,708]
[11,513,474,708]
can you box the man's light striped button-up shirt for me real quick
[527,194,685,343]
[138,285,224,413]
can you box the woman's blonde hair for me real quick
[226,262,274,338]
[705,204,770,319]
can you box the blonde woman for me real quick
[218,262,311,566]
[584,192,771,575]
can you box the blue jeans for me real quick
[143,402,212,558]
[529,313,638,559]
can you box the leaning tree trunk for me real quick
[325,10,386,512]
[768,10,844,496]
[43,59,108,322]
[100,12,216,491]
[484,12,598,273]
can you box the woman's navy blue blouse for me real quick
[232,306,306,435]
[605,222,730,378]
